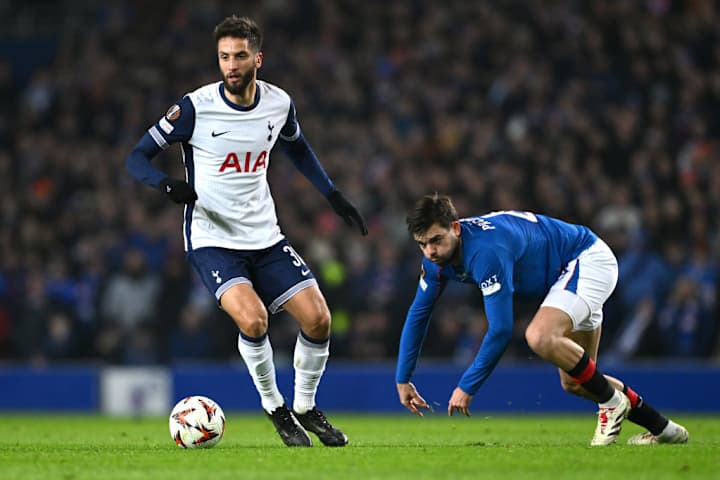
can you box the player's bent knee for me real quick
[236,317,268,337]
[319,308,332,328]
[524,326,552,357]
[308,309,332,338]
[227,309,268,337]
[298,307,331,339]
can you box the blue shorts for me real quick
[187,239,317,314]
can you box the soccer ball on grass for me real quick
[169,395,226,448]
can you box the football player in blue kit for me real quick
[126,15,367,447]
[396,194,688,446]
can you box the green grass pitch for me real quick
[0,413,717,480]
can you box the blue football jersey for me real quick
[396,211,597,395]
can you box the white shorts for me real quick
[540,238,618,331]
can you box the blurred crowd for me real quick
[0,0,718,366]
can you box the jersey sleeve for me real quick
[276,99,335,196]
[279,100,300,141]
[126,97,196,187]
[456,250,515,395]
[147,96,196,149]
[395,260,447,384]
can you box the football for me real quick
[169,395,226,448]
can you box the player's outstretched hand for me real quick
[397,382,430,417]
[327,190,368,235]
[448,387,473,417]
[159,178,198,204]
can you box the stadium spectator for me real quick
[95,248,162,362]
[168,305,214,361]
[40,310,82,362]
[657,275,716,357]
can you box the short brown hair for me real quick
[213,15,263,51]
[406,194,458,236]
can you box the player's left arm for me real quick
[276,100,367,235]
[449,252,515,416]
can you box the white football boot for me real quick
[591,391,631,446]
[627,420,689,445]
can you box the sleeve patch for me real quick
[419,277,428,291]
[479,274,501,296]
[159,117,174,134]
[165,104,181,121]
[148,126,169,149]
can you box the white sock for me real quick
[292,333,329,414]
[599,389,623,408]
[237,334,284,413]
[659,420,680,438]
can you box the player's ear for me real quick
[255,51,263,68]
[452,220,461,235]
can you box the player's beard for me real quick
[224,68,255,95]
[429,239,461,267]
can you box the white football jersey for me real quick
[147,80,300,251]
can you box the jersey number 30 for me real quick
[283,245,310,276]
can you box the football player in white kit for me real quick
[126,15,367,447]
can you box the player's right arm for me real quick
[126,97,197,203]
[396,260,447,415]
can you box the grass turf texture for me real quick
[0,414,717,480]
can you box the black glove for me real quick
[159,178,198,204]
[327,190,368,235]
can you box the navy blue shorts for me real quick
[187,239,317,314]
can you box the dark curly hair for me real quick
[406,193,458,236]
[213,15,263,51]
